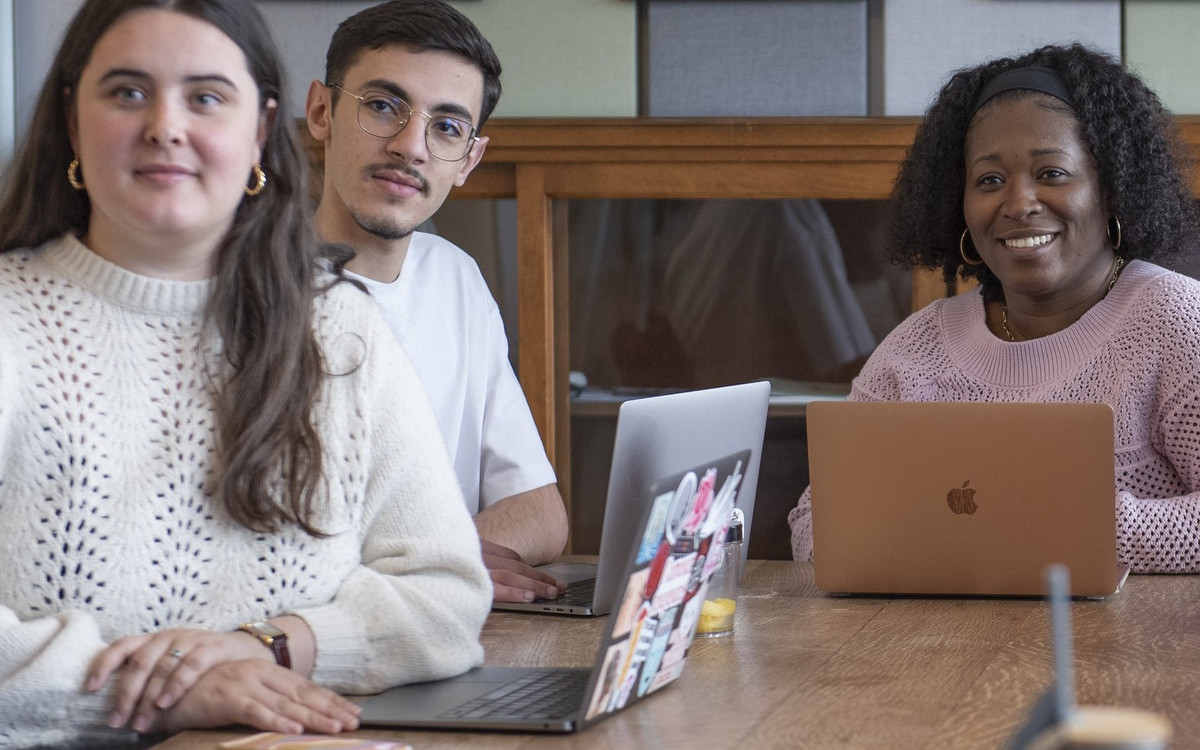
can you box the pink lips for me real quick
[135,164,195,185]
[371,169,426,198]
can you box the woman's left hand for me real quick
[87,627,272,733]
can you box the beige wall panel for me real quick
[449,0,637,117]
[1124,1,1200,115]
[258,1,635,119]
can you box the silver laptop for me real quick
[358,451,751,733]
[495,381,770,616]
[806,401,1129,598]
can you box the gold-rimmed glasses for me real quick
[327,83,479,162]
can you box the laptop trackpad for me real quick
[359,668,531,723]
[537,562,598,584]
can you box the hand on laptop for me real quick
[481,538,565,603]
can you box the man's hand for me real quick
[156,659,361,735]
[87,628,274,733]
[481,539,565,603]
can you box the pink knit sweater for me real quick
[789,260,1200,573]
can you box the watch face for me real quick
[246,620,286,638]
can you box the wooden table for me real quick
[153,560,1200,750]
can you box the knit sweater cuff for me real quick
[0,675,130,747]
[291,604,369,691]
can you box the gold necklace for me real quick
[1001,305,1019,342]
[1001,255,1125,343]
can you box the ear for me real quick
[305,79,333,142]
[453,134,488,188]
[257,97,277,157]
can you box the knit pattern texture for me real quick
[0,235,491,749]
[790,260,1200,574]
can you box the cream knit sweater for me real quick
[0,235,491,748]
[790,259,1200,574]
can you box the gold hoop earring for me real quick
[244,163,266,197]
[1107,215,1122,251]
[959,229,984,266]
[67,159,85,190]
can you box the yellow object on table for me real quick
[697,597,736,635]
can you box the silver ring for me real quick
[168,648,184,659]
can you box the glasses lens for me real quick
[356,91,410,138]
[425,117,475,161]
[345,87,475,161]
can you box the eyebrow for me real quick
[98,68,239,89]
[969,147,1072,168]
[357,77,475,123]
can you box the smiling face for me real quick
[307,44,488,272]
[70,8,271,279]
[963,94,1113,307]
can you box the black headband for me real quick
[971,65,1075,117]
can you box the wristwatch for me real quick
[239,619,292,669]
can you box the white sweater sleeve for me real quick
[0,608,140,748]
[295,295,491,693]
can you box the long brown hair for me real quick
[0,0,345,536]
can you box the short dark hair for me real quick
[889,43,1200,300]
[325,0,502,128]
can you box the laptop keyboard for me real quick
[539,577,595,606]
[437,669,590,720]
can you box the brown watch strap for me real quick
[270,635,291,670]
[240,620,292,670]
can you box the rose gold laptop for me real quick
[806,401,1129,598]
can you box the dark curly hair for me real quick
[889,43,1200,301]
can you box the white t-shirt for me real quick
[348,231,557,514]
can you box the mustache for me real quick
[363,163,430,196]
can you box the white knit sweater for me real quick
[790,260,1200,574]
[0,235,492,748]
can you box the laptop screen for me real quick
[581,449,751,725]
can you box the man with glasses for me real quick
[306,0,567,603]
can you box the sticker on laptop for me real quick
[584,454,744,720]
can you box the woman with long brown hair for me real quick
[0,0,490,746]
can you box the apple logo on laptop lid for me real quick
[946,480,979,515]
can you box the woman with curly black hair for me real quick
[790,44,1200,574]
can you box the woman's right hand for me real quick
[156,659,361,735]
[88,627,273,732]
